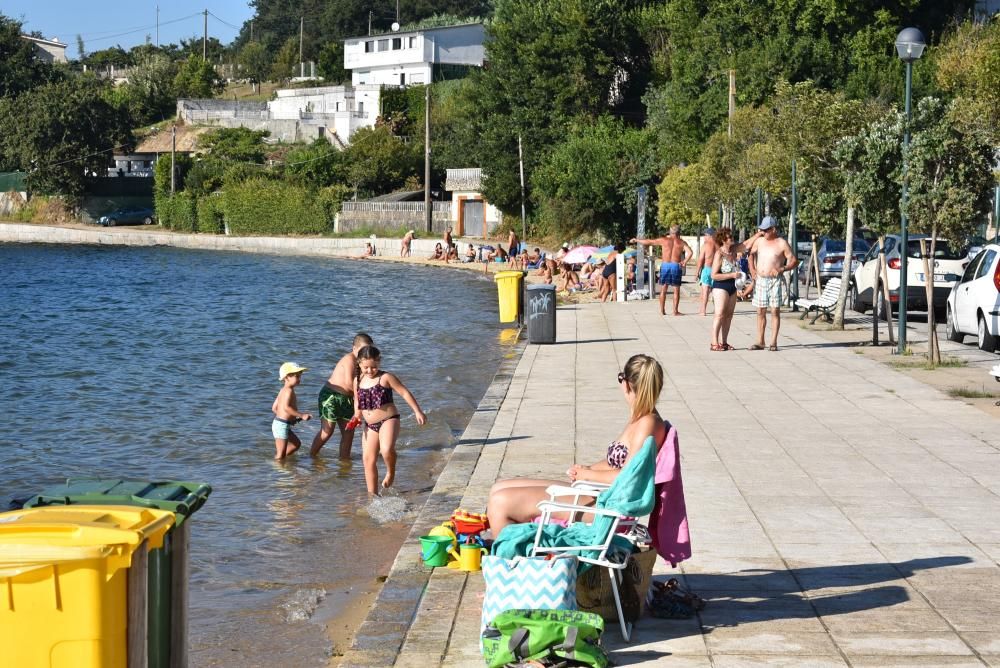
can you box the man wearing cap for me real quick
[693,227,718,316]
[748,216,799,351]
[631,226,692,316]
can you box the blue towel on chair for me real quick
[493,436,657,566]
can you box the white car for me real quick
[850,234,968,319]
[946,243,1000,352]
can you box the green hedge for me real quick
[197,195,225,234]
[222,178,333,235]
[155,192,198,232]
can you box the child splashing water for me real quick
[353,345,426,496]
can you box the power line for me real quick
[81,12,203,47]
[207,11,243,32]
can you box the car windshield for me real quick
[826,240,869,253]
[905,240,963,259]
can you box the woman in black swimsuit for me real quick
[353,345,427,496]
[710,229,752,351]
[487,354,668,535]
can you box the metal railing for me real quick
[340,201,451,214]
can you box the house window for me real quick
[377,39,389,52]
[364,41,374,53]
[358,71,368,84]
[409,36,417,48]
[335,101,341,111]
[400,73,406,85]
[392,38,401,50]
[358,101,364,114]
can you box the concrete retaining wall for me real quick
[0,223,475,259]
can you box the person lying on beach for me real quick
[352,345,427,496]
[486,354,669,534]
[272,362,311,460]
[311,332,373,458]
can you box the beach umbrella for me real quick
[623,248,638,258]
[588,245,616,262]
[562,245,598,264]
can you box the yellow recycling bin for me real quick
[0,505,174,668]
[494,270,524,323]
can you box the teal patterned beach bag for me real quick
[481,555,578,635]
[481,608,608,668]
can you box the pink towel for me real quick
[651,425,691,567]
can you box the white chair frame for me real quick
[529,484,643,641]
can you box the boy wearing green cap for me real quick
[272,362,312,460]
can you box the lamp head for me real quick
[895,27,926,63]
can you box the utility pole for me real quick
[518,135,526,244]
[250,20,253,42]
[368,11,372,36]
[155,5,159,47]
[396,0,400,23]
[299,16,304,76]
[170,126,176,195]
[424,85,432,233]
[203,9,208,60]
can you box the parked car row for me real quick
[798,238,870,285]
[946,244,1000,352]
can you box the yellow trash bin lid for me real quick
[493,270,524,282]
[0,505,175,550]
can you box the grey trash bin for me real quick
[526,283,557,343]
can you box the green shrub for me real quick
[155,192,197,231]
[197,195,225,234]
[222,177,331,235]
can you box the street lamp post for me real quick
[894,27,926,355]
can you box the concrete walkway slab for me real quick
[350,296,1000,667]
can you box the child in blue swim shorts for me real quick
[271,362,311,460]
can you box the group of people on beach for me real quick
[270,332,426,496]
[632,216,799,351]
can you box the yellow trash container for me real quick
[494,270,524,323]
[0,505,174,668]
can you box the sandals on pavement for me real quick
[724,344,735,351]
[768,345,778,351]
[710,344,724,351]
[749,344,765,351]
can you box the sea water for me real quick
[0,243,508,666]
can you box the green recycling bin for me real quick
[23,479,212,668]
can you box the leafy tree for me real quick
[934,19,1000,143]
[658,162,716,232]
[0,78,132,199]
[183,159,227,196]
[198,128,270,163]
[316,41,348,84]
[285,139,347,188]
[269,37,299,81]
[83,46,132,69]
[173,56,224,98]
[108,54,177,126]
[904,97,996,362]
[0,14,61,97]
[343,125,420,198]
[238,42,271,90]
[531,117,655,242]
[179,36,227,63]
[471,0,647,217]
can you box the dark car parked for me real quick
[98,207,156,227]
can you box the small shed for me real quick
[444,168,501,237]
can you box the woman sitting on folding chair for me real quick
[486,354,668,535]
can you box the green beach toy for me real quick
[419,535,453,567]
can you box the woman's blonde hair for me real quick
[621,354,664,420]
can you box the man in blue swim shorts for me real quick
[694,227,718,316]
[632,226,692,316]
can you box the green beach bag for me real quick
[480,608,609,668]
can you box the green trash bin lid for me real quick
[23,478,212,525]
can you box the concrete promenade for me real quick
[345,296,1000,667]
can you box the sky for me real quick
[4,1,254,56]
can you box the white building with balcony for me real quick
[343,22,485,87]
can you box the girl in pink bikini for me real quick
[353,345,427,496]
[487,354,668,534]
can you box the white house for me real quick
[343,22,486,87]
[444,168,502,237]
[21,35,67,63]
[176,22,485,145]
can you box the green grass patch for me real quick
[947,387,999,399]
[887,356,967,371]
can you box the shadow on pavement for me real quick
[604,556,971,658]
[550,337,639,345]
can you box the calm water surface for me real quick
[0,243,509,666]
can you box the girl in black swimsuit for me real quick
[353,345,427,496]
